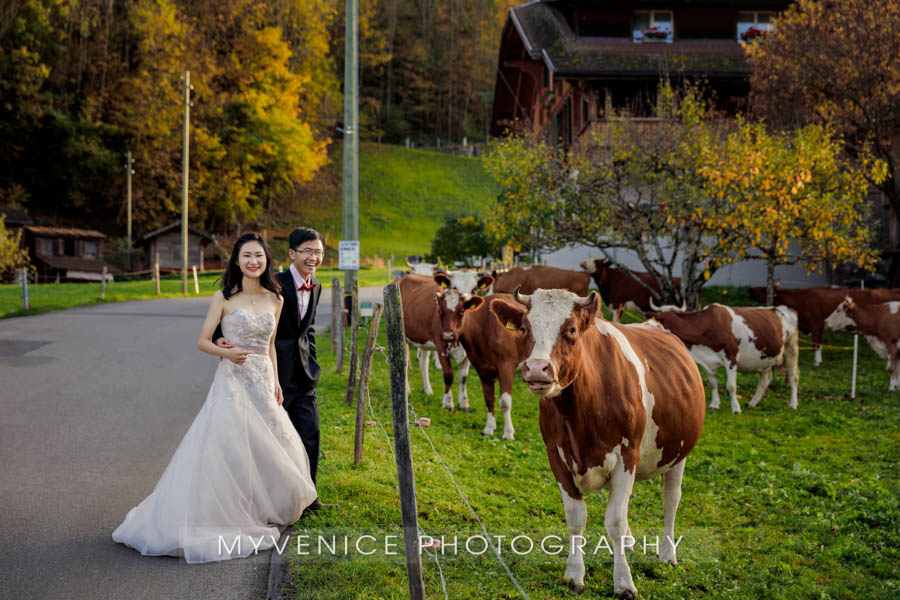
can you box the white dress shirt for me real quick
[289,264,313,320]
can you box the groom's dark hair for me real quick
[289,227,325,250]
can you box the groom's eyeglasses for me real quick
[294,248,324,258]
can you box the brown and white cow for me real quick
[490,289,705,598]
[457,294,530,440]
[406,258,444,276]
[748,286,900,367]
[581,258,681,321]
[646,304,800,413]
[442,268,493,299]
[492,265,591,296]
[398,273,481,409]
[825,297,900,391]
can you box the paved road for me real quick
[0,288,383,600]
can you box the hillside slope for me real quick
[295,143,498,260]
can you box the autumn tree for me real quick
[485,84,731,309]
[747,0,900,276]
[701,121,885,305]
[0,215,30,282]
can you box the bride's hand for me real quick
[275,385,284,406]
[226,347,251,365]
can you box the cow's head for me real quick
[441,269,494,299]
[580,258,611,284]
[490,287,601,397]
[434,274,484,344]
[825,296,857,332]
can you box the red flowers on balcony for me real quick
[740,26,768,42]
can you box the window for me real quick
[633,11,673,43]
[737,12,774,42]
[39,238,54,256]
[84,241,98,259]
[64,238,76,256]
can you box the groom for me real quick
[216,227,325,512]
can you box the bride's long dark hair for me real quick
[221,233,282,300]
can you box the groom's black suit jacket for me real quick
[275,270,321,399]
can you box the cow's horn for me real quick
[513,285,531,307]
[649,297,662,312]
[575,291,596,307]
[406,258,415,268]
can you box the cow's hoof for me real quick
[615,590,636,600]
[708,405,719,411]
[658,552,677,565]
[502,433,515,441]
[732,409,742,415]
[562,579,585,594]
[481,430,495,437]
[459,407,472,413]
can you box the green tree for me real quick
[430,214,499,265]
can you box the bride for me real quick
[113,233,317,563]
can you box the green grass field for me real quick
[0,266,391,318]
[301,143,498,259]
[289,306,899,599]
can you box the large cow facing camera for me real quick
[490,288,705,599]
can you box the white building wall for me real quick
[541,243,829,288]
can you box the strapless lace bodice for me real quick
[221,309,275,347]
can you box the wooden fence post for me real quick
[100,265,107,299]
[383,283,426,600]
[354,303,383,465]
[344,279,360,406]
[332,278,343,372]
[154,252,160,295]
[192,265,199,294]
[21,267,30,311]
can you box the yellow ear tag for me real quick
[506,321,517,330]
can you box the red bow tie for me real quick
[298,282,315,292]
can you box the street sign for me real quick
[339,240,360,270]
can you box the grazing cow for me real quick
[457,294,529,440]
[580,258,681,321]
[492,265,591,296]
[490,289,705,598]
[646,304,800,413]
[825,297,900,390]
[749,286,900,366]
[398,274,481,409]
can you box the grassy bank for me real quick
[290,315,899,599]
[299,143,499,259]
[0,266,391,318]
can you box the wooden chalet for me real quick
[492,0,791,144]
[137,221,214,271]
[23,225,113,283]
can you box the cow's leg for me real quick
[659,459,685,565]
[436,348,455,410]
[784,330,800,409]
[612,304,623,323]
[889,352,900,392]
[480,379,497,436]
[705,367,721,411]
[498,367,515,440]
[559,483,587,594]
[451,345,471,411]
[748,367,773,408]
[812,326,824,367]
[606,462,638,599]
[726,364,741,414]
[418,348,434,397]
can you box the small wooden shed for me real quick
[137,221,215,271]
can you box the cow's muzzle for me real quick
[522,359,557,392]
[441,331,456,342]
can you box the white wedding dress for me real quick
[113,308,317,563]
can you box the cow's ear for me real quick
[434,273,451,288]
[463,296,484,312]
[490,300,526,332]
[477,275,494,290]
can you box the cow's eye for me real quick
[569,327,577,335]
[519,326,526,334]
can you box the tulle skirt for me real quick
[113,355,317,563]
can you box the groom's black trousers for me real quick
[283,393,320,487]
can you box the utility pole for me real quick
[341,0,359,293]
[181,71,192,294]
[125,151,134,271]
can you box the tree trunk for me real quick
[766,255,776,306]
